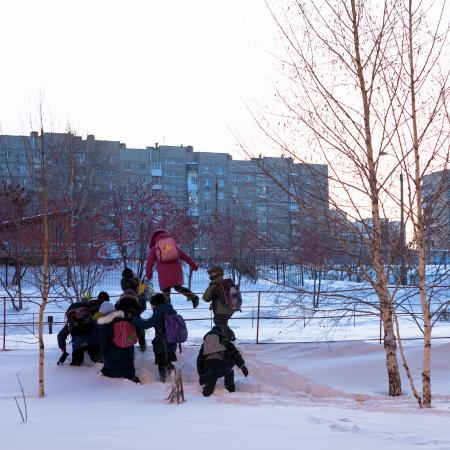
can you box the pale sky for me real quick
[0,0,278,156]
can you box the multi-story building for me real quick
[0,132,330,259]
[423,169,449,261]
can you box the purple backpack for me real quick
[164,313,188,344]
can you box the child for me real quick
[57,302,100,366]
[202,266,236,340]
[197,326,248,397]
[88,291,110,320]
[121,268,139,293]
[97,292,140,383]
[146,229,199,308]
[131,293,178,382]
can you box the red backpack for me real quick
[156,237,180,262]
[112,321,137,348]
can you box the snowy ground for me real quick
[1,337,450,450]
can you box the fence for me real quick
[2,288,450,351]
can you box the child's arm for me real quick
[146,247,156,280]
[131,313,158,330]
[179,249,199,271]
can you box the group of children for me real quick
[57,229,249,397]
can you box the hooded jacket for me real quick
[146,229,198,290]
[97,310,136,379]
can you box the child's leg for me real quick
[202,377,217,397]
[162,287,171,302]
[224,370,235,392]
[70,349,84,366]
[173,285,199,308]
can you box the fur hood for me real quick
[97,310,125,325]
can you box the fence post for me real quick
[48,316,53,334]
[32,313,35,335]
[3,298,6,351]
[256,291,261,344]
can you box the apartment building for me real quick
[1,132,329,257]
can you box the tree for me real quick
[256,0,449,400]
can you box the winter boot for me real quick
[224,370,235,392]
[191,295,199,309]
[202,379,217,397]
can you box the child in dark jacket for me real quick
[197,326,248,397]
[97,292,140,383]
[121,268,139,293]
[131,293,178,382]
[57,302,100,366]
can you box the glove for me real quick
[193,265,199,272]
[241,365,249,377]
[57,351,69,365]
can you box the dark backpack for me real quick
[164,313,188,344]
[219,278,242,311]
[66,305,93,335]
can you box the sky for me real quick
[0,0,278,157]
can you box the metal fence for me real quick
[2,289,450,351]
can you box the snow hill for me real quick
[1,337,450,450]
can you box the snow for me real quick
[2,267,450,449]
[1,337,450,450]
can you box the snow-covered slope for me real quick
[1,337,450,450]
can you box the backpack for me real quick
[164,313,188,344]
[219,278,242,311]
[66,305,93,335]
[156,237,180,262]
[112,321,138,348]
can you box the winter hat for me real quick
[97,291,110,302]
[122,267,134,278]
[99,301,115,316]
[207,266,224,276]
[150,293,166,306]
[81,292,92,302]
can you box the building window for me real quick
[219,204,226,212]
[232,186,238,195]
[246,175,253,182]
[152,162,161,171]
[218,191,225,200]
[204,204,211,212]
[124,162,131,170]
[203,166,210,174]
[217,167,224,175]
[189,176,198,185]
[19,152,26,159]
[246,200,252,207]
[232,174,238,182]
[204,191,211,200]
[108,169,114,176]
[204,179,210,187]
[127,176,132,183]
[218,179,225,188]
[76,153,86,164]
